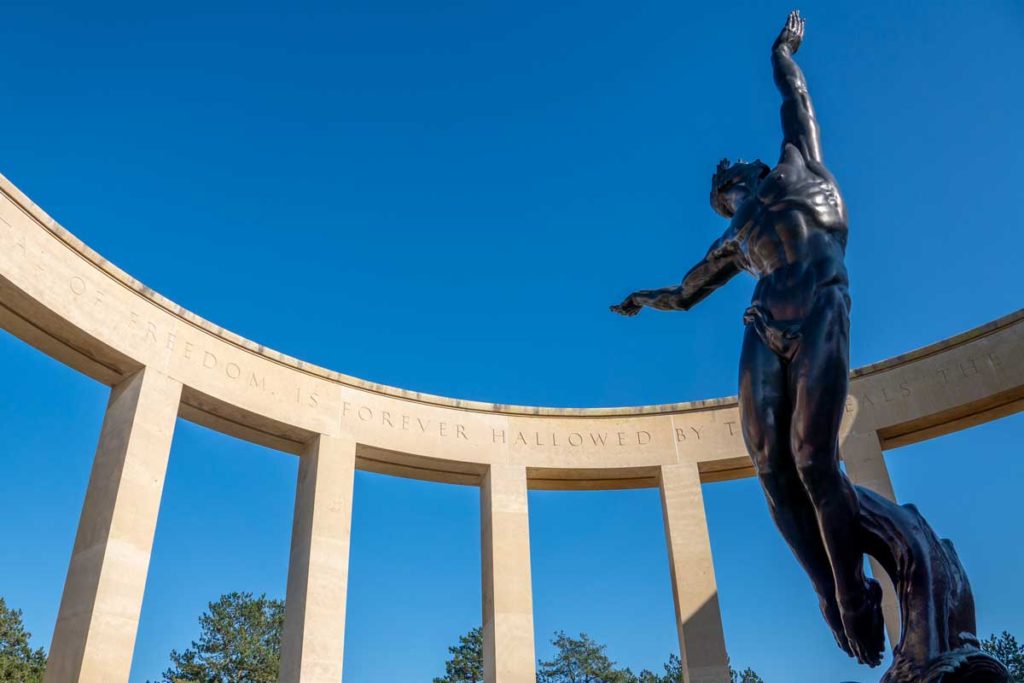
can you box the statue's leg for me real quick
[787,292,885,666]
[738,325,851,656]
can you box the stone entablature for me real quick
[1,173,1020,490]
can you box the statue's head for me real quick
[710,158,770,218]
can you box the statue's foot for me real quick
[840,578,886,667]
[819,594,854,657]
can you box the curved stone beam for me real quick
[1,173,1020,491]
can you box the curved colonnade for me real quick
[1,172,1021,683]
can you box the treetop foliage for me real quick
[432,626,484,683]
[0,597,47,683]
[434,628,763,683]
[982,631,1024,682]
[155,591,284,683]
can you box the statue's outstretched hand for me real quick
[773,10,805,54]
[610,294,642,317]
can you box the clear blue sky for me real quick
[1,1,1022,681]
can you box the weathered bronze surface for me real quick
[612,12,1009,682]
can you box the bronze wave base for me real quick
[857,487,1010,682]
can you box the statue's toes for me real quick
[819,597,854,657]
[842,579,887,667]
[864,579,887,664]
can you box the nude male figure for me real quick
[612,11,885,666]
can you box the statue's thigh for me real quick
[788,303,850,462]
[739,326,791,474]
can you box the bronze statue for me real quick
[612,12,1009,682]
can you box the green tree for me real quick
[0,597,47,683]
[635,653,764,683]
[156,592,284,683]
[730,667,765,683]
[537,631,635,683]
[633,652,680,683]
[982,631,1024,681]
[433,627,484,683]
[435,629,765,683]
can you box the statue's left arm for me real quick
[772,11,822,163]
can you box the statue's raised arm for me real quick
[772,10,822,163]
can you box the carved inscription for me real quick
[845,349,1009,415]
[341,401,469,440]
[493,429,651,447]
[935,353,1003,385]
[846,379,913,413]
[674,420,744,448]
[4,196,1018,458]
[60,273,335,406]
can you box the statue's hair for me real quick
[710,158,770,216]
[711,158,734,191]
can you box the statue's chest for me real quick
[756,168,844,227]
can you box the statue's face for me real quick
[714,183,751,218]
[710,161,768,218]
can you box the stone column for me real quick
[481,464,536,683]
[659,462,730,683]
[46,368,182,683]
[841,430,901,648]
[279,434,357,683]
